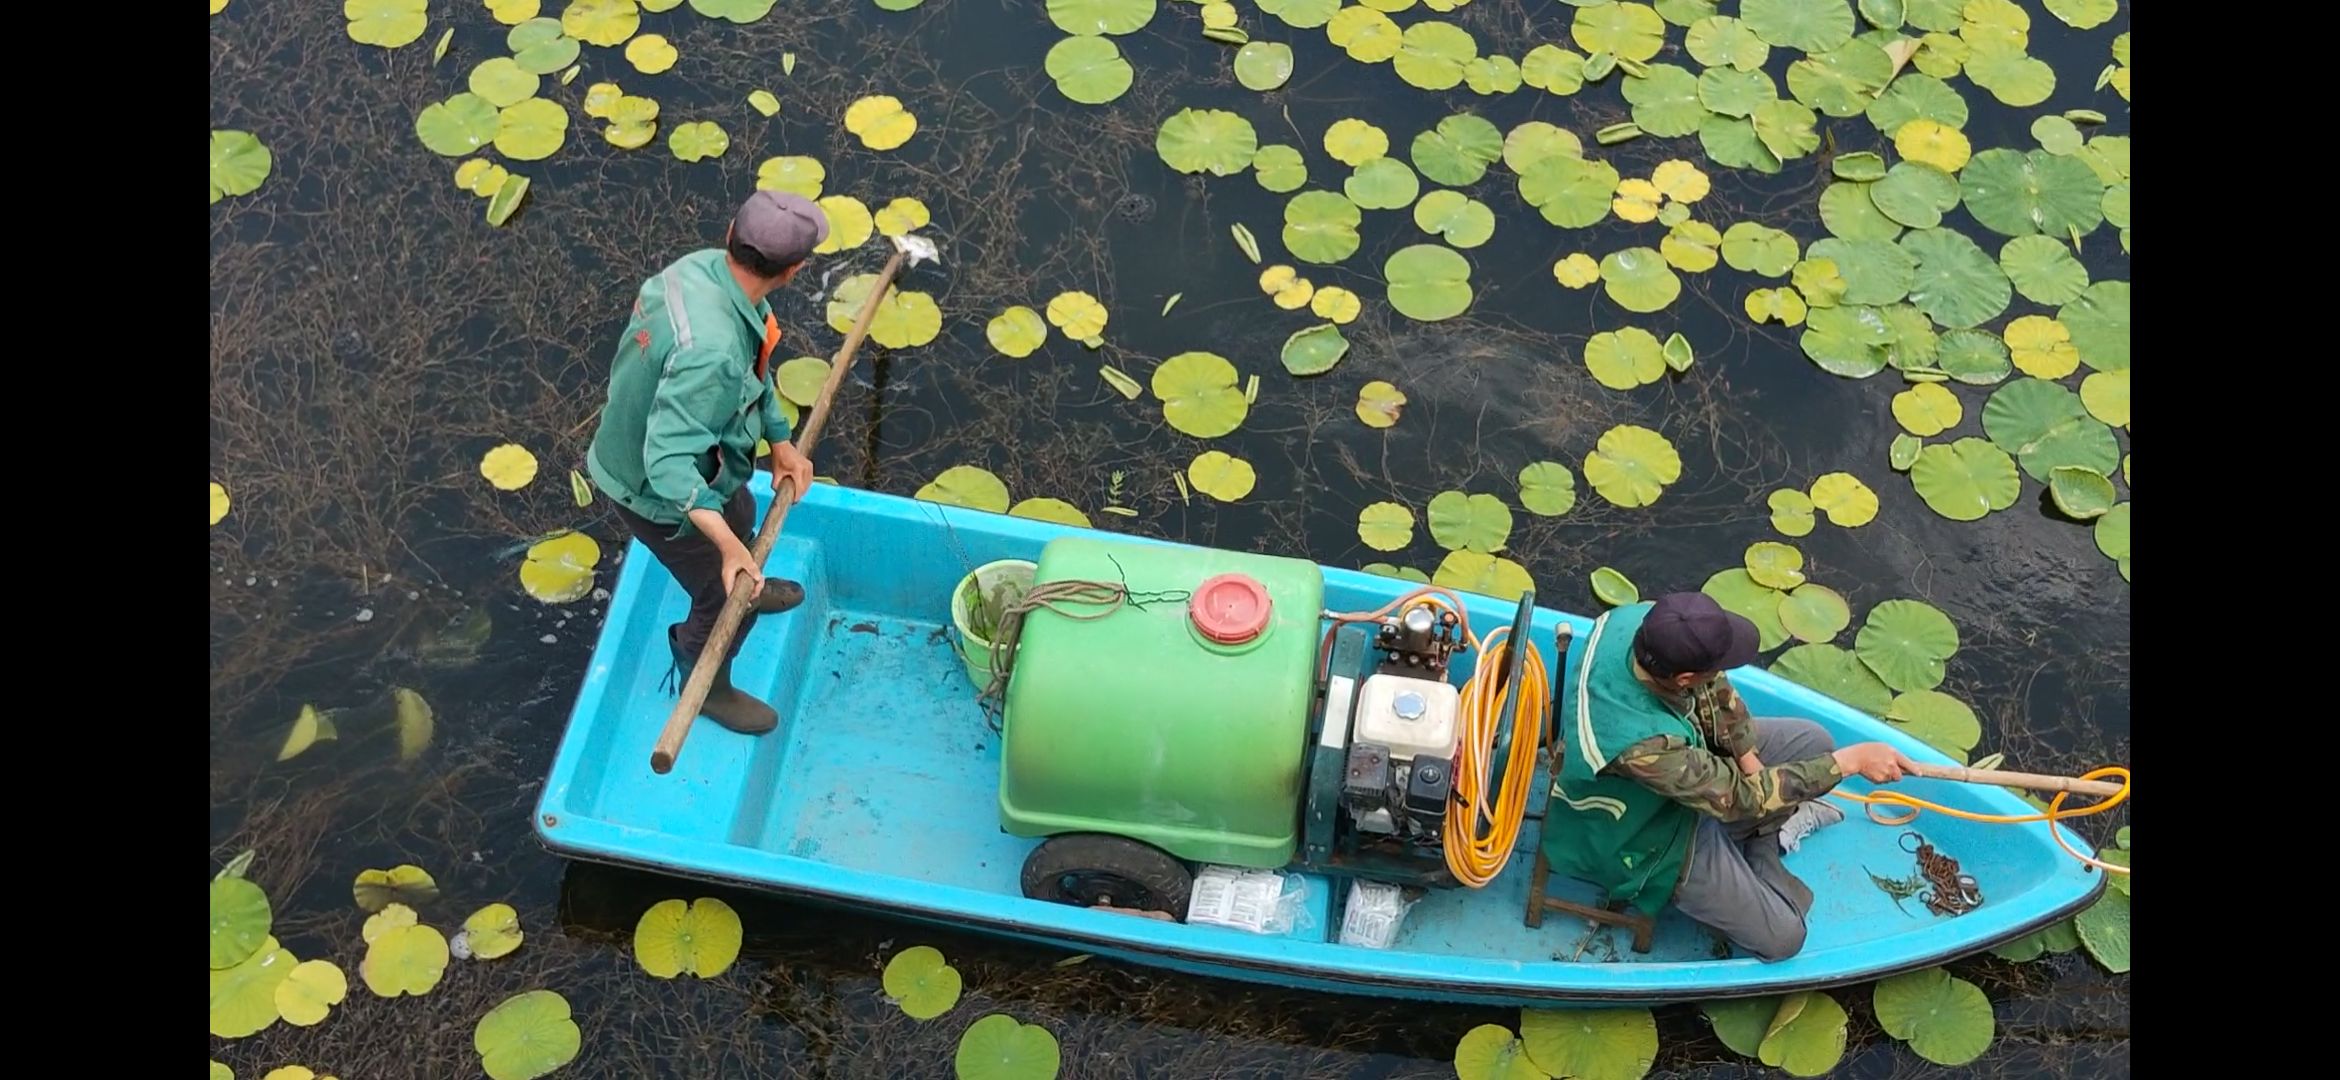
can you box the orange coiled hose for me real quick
[1445,625,1548,888]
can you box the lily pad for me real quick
[1281,323,1350,375]
[1502,121,1582,173]
[417,94,502,156]
[558,0,636,46]
[1721,223,1799,276]
[2080,369,2128,429]
[1519,155,1620,228]
[273,959,346,1027]
[211,875,273,971]
[1345,157,1420,210]
[2077,883,2130,971]
[844,95,918,150]
[1818,182,1902,242]
[1854,598,1958,692]
[354,865,439,912]
[1768,489,1817,537]
[1358,502,1415,551]
[2095,500,2129,579]
[1583,424,1681,508]
[1188,451,1258,503]
[1522,45,1588,95]
[1754,99,1823,161]
[507,17,579,74]
[1010,499,1090,527]
[1788,40,1892,117]
[1520,1006,1657,1080]
[756,155,824,198]
[669,120,729,162]
[1590,567,1640,607]
[624,33,677,74]
[1964,46,2055,107]
[1428,491,1513,553]
[1779,584,1851,644]
[690,0,775,20]
[1900,227,2010,329]
[495,98,569,161]
[1744,541,1806,590]
[1043,291,1108,340]
[1687,15,1770,70]
[1771,643,1892,714]
[1234,41,1294,91]
[1809,472,1878,526]
[1453,1023,1549,1080]
[277,703,339,762]
[1623,64,1706,136]
[2048,465,2115,519]
[1251,144,1309,193]
[1599,249,1680,313]
[1960,148,2105,238]
[1743,0,1854,51]
[347,0,429,47]
[520,531,600,604]
[455,903,525,961]
[1867,72,1968,135]
[1697,65,1777,119]
[1325,118,1389,166]
[1411,115,1504,186]
[1869,162,1961,229]
[1936,329,2013,385]
[1891,382,1961,436]
[1433,550,1537,601]
[1153,352,1249,437]
[1047,0,1154,35]
[1385,244,1473,321]
[1890,433,1923,470]
[1570,2,1667,62]
[1800,303,1892,378]
[1327,6,1404,62]
[209,130,273,205]
[1046,36,1134,104]
[916,466,1011,513]
[1807,238,1913,306]
[1910,438,2019,520]
[1356,381,1406,428]
[955,1013,1062,1080]
[634,897,743,979]
[473,990,582,1080]
[986,308,1048,359]
[1410,191,1496,250]
[1873,967,1995,1066]
[1885,688,1981,757]
[1259,0,1338,28]
[1517,463,1577,517]
[1283,190,1363,263]
[1704,568,1790,650]
[1982,378,2119,481]
[875,197,929,237]
[362,923,449,997]
[882,945,963,1020]
[210,935,295,1038]
[1663,225,1719,273]
[1553,253,1601,289]
[1998,235,2090,305]
[826,274,943,348]
[2059,280,2129,371]
[1584,328,1666,390]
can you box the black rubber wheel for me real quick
[1020,833,1193,920]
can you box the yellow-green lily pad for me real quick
[361,922,449,997]
[633,897,744,979]
[882,945,963,1020]
[475,989,583,1080]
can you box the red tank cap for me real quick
[1190,573,1272,644]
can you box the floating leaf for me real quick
[362,922,449,998]
[1409,115,1504,187]
[1412,191,1496,248]
[1099,365,1141,400]
[1590,567,1640,608]
[1961,148,2104,239]
[1251,144,1308,192]
[1982,378,2118,482]
[1311,286,1362,323]
[520,531,600,605]
[1156,108,1259,175]
[276,703,340,762]
[1425,492,1512,554]
[456,903,525,962]
[1584,328,1666,391]
[1778,584,1851,644]
[1356,381,1406,428]
[882,945,963,1020]
[2080,369,2128,429]
[668,120,729,162]
[986,307,1048,359]
[1358,502,1415,551]
[2047,465,2115,520]
[1553,253,1601,289]
[354,865,439,912]
[494,98,569,160]
[1889,433,1922,471]
[1453,1023,1550,1080]
[1152,352,1248,438]
[1229,223,1263,264]
[1722,223,1800,276]
[1046,35,1134,104]
[916,466,1011,513]
[1384,244,1473,321]
[1324,118,1389,166]
[1744,541,1805,590]
[1186,451,1257,503]
[476,444,541,495]
[1327,6,1403,62]
[1344,157,1420,210]
[1282,190,1363,264]
[1704,568,1790,650]
[1433,550,1537,602]
[1910,438,2019,520]
[346,0,429,47]
[208,130,273,205]
[416,94,502,156]
[475,989,582,1080]
[210,936,295,1038]
[1854,598,1958,693]
[748,89,780,116]
[2095,500,2129,580]
[211,875,273,970]
[1584,424,1681,508]
[756,155,824,198]
[1768,489,1816,537]
[1771,643,1892,714]
[1612,179,1663,224]
[274,960,347,1027]
[2076,886,2130,972]
[826,273,944,348]
[1520,155,1620,229]
[1006,499,1089,528]
[634,897,744,979]
[1521,1006,1657,1080]
[1874,968,1995,1066]
[1514,462,1577,518]
[486,173,532,227]
[1998,235,2090,306]
[1623,63,1706,136]
[1280,324,1350,376]
[1935,329,2012,385]
[844,95,918,151]
[1047,0,1156,36]
[955,1013,1062,1080]
[1393,20,1479,90]
[1889,382,1961,437]
[1885,688,1980,758]
[1807,472,1877,527]
[1900,227,2010,329]
[2059,280,2129,371]
[1599,248,1680,313]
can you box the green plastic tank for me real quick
[998,535,1325,869]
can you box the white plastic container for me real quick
[1351,672,1461,761]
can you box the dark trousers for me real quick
[1668,717,1838,961]
[611,485,759,663]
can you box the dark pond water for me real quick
[210,1,2128,1076]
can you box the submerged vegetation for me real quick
[212,0,2127,1077]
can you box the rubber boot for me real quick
[668,627,778,735]
[753,578,805,616]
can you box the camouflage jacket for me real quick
[1608,673,1844,822]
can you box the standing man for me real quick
[1544,592,1920,960]
[585,191,829,736]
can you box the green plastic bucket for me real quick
[949,559,1035,692]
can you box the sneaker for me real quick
[1779,800,1845,854]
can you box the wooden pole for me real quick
[649,246,911,775]
[1906,762,2123,798]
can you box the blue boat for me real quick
[533,478,2107,1007]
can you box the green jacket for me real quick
[1543,602,1703,917]
[586,249,793,536]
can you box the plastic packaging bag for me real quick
[1186,865,1311,935]
[1337,880,1417,949]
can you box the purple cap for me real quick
[731,190,829,267]
[1634,592,1761,678]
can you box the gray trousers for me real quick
[1668,717,1838,962]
